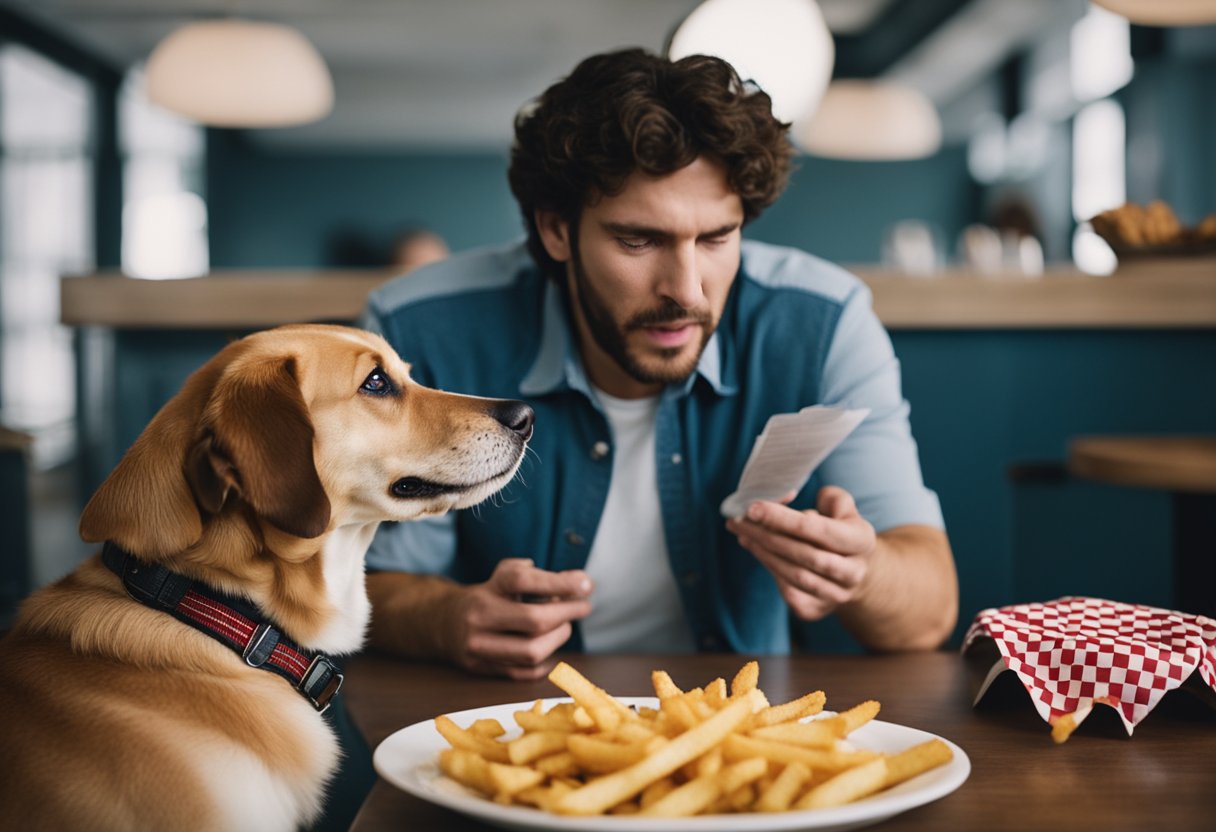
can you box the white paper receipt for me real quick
[720,405,869,519]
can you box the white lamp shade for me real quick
[667,0,835,125]
[1090,0,1216,26]
[794,80,942,161]
[145,19,334,128]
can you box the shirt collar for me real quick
[518,279,738,399]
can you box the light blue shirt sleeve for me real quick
[816,283,944,532]
[365,515,459,574]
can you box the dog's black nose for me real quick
[492,400,534,439]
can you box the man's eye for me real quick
[618,237,651,251]
[360,367,396,396]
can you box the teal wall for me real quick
[94,326,1216,653]
[206,133,979,269]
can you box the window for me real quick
[120,69,207,280]
[0,44,92,465]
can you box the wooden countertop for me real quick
[60,259,1216,330]
[342,651,1216,832]
[1069,436,1216,493]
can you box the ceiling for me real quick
[5,0,1083,149]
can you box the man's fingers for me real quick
[468,590,591,635]
[490,559,593,600]
[817,485,857,519]
[744,540,853,605]
[738,500,873,556]
[466,622,573,670]
[735,525,861,587]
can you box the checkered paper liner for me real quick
[962,596,1216,737]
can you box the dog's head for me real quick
[80,324,533,559]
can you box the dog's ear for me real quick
[197,356,331,539]
[79,360,228,556]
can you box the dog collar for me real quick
[101,542,344,713]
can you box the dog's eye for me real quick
[360,367,396,396]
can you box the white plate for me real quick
[373,697,970,832]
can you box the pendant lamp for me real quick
[794,80,942,161]
[1091,0,1216,26]
[145,19,334,128]
[667,0,835,125]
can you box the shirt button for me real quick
[671,453,683,465]
[590,441,610,460]
[564,530,584,546]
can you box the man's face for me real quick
[540,156,744,399]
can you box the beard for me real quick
[569,246,717,387]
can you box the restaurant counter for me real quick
[59,263,1216,650]
[60,260,1216,330]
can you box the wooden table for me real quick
[1070,436,1216,617]
[343,652,1216,832]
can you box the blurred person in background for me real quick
[390,227,449,273]
[360,49,957,679]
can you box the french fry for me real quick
[1050,713,1078,744]
[487,762,544,799]
[548,661,630,731]
[883,738,954,787]
[730,660,760,697]
[750,719,837,748]
[506,730,568,765]
[438,748,494,795]
[533,750,578,778]
[820,700,881,737]
[567,734,651,774]
[513,702,587,733]
[469,718,506,738]
[639,777,677,809]
[651,669,683,700]
[638,776,721,818]
[754,761,811,812]
[747,690,827,728]
[642,759,765,818]
[794,757,889,810]
[724,733,879,772]
[553,690,763,816]
[434,715,511,763]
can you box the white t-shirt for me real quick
[579,388,696,653]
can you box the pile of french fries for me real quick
[433,660,952,818]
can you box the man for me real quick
[360,49,958,679]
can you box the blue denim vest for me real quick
[361,240,942,654]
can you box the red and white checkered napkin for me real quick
[963,596,1216,736]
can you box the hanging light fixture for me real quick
[794,80,942,161]
[145,19,334,128]
[666,0,835,125]
[1090,0,1216,26]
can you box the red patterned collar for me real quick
[102,542,343,712]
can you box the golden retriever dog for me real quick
[0,324,533,831]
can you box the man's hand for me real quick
[726,485,957,651]
[727,486,876,621]
[447,558,593,679]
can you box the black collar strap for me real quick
[102,542,343,713]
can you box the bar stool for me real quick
[1068,436,1216,619]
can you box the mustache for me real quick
[626,300,713,331]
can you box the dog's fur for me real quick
[0,324,532,831]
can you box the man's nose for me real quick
[660,242,706,310]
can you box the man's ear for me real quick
[534,209,572,263]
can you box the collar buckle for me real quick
[299,654,344,713]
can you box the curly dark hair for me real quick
[508,48,793,279]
